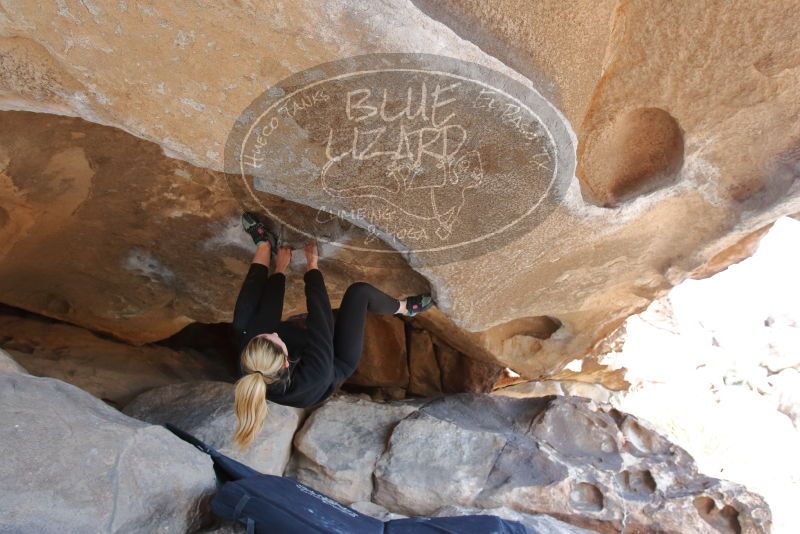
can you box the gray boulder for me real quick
[288,395,417,503]
[290,393,772,533]
[0,372,215,533]
[374,412,508,514]
[124,381,303,475]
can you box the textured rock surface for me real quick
[0,112,427,343]
[0,310,230,407]
[124,381,302,476]
[335,314,504,397]
[496,216,800,533]
[290,393,771,533]
[0,372,215,533]
[288,395,418,503]
[406,327,442,396]
[0,1,798,383]
[0,4,792,532]
[346,315,408,389]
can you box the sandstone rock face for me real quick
[0,310,230,407]
[339,315,503,398]
[406,327,442,396]
[0,372,215,533]
[0,112,427,344]
[329,313,504,398]
[290,393,770,533]
[346,315,408,389]
[1,0,799,388]
[124,381,302,476]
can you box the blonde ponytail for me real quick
[233,336,286,449]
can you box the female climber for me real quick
[231,212,433,448]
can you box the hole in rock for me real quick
[579,107,684,207]
[693,496,742,534]
[487,315,562,340]
[480,315,562,360]
[569,482,604,512]
[620,416,671,456]
[616,469,657,498]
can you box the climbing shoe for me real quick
[403,294,434,317]
[241,212,277,254]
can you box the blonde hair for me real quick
[233,336,286,449]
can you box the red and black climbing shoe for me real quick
[242,212,278,254]
[403,294,434,317]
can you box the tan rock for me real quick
[435,341,503,394]
[579,107,685,206]
[0,0,798,385]
[407,327,441,396]
[0,311,228,406]
[0,112,427,344]
[346,315,408,389]
[409,0,616,128]
[406,324,503,396]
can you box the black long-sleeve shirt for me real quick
[233,268,336,408]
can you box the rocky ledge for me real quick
[0,349,770,533]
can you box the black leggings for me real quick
[332,282,400,381]
[235,266,399,384]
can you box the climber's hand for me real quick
[304,241,319,271]
[275,247,292,274]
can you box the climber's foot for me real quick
[400,294,434,317]
[241,212,277,254]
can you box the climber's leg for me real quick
[233,243,292,336]
[332,282,401,382]
[252,241,271,267]
[252,246,292,332]
[232,242,272,332]
[253,271,286,333]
